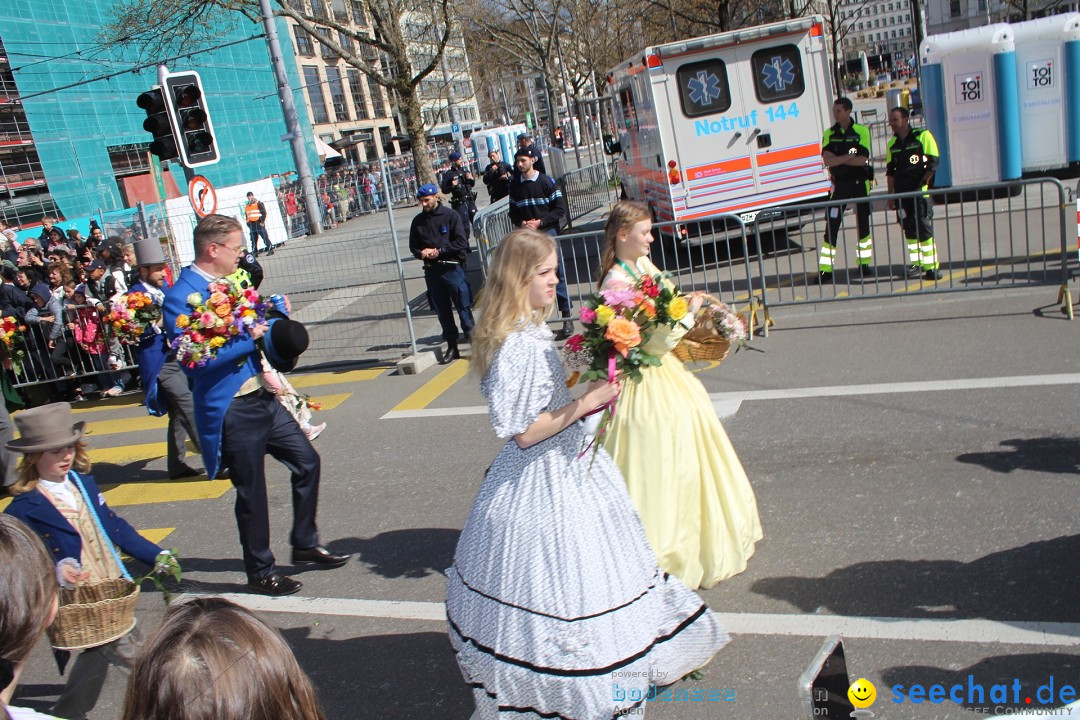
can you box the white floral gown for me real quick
[445,322,730,719]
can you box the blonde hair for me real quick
[471,229,557,378]
[598,201,652,286]
[8,440,91,496]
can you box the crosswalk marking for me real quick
[391,359,470,412]
[289,369,386,388]
[136,528,175,545]
[80,393,352,438]
[102,479,233,506]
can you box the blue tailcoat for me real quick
[128,280,169,417]
[162,267,259,480]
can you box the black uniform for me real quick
[439,165,478,239]
[887,127,941,271]
[408,203,474,348]
[483,160,512,202]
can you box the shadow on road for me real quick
[282,626,472,718]
[956,437,1080,475]
[752,534,1080,624]
[326,528,460,579]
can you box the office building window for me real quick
[294,27,314,56]
[347,69,370,120]
[327,67,349,121]
[303,66,330,123]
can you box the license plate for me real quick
[738,210,760,224]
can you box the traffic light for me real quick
[162,71,219,168]
[137,88,179,161]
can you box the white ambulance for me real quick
[606,16,835,234]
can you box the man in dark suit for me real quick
[162,214,347,596]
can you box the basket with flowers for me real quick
[106,292,161,345]
[671,295,750,364]
[171,278,268,369]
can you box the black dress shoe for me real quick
[291,545,350,569]
[924,268,942,281]
[443,345,461,363]
[553,320,574,341]
[905,264,923,278]
[247,572,302,596]
[168,465,201,479]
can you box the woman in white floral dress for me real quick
[446,229,730,720]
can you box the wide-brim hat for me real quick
[133,237,167,266]
[262,317,310,373]
[5,402,85,457]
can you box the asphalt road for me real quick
[7,279,1080,720]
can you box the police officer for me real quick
[886,106,942,281]
[439,151,477,239]
[819,97,875,283]
[482,149,512,202]
[408,184,474,363]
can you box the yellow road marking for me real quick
[391,359,470,412]
[290,368,386,388]
[90,441,169,465]
[137,527,175,545]
[101,479,233,506]
[80,393,352,438]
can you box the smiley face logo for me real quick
[848,678,877,708]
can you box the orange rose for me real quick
[214,303,232,318]
[604,316,641,357]
[640,299,657,319]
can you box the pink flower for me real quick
[601,283,639,310]
[199,312,216,326]
[579,306,597,324]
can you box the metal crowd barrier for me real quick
[558,161,617,229]
[8,303,138,390]
[475,177,1075,331]
[472,196,513,277]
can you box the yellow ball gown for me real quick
[601,256,763,590]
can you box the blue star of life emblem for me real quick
[687,71,723,106]
[762,56,796,92]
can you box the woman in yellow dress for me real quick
[598,201,762,590]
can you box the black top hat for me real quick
[261,317,309,373]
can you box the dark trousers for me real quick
[545,229,572,315]
[51,627,141,720]
[425,264,474,346]
[451,201,474,240]
[248,222,272,253]
[896,194,934,241]
[156,360,199,475]
[825,179,872,245]
[220,389,321,579]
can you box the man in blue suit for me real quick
[162,214,347,596]
[129,237,201,479]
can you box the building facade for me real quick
[838,0,919,72]
[0,0,319,227]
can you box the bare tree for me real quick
[101,0,456,184]
[803,0,872,91]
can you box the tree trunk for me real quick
[399,86,435,186]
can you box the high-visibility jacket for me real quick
[822,121,872,183]
[886,128,940,193]
[245,200,264,224]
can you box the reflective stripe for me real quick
[920,239,939,269]
[856,236,873,260]
[818,243,836,271]
[906,239,920,263]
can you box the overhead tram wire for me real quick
[11,33,266,103]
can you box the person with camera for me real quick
[818,97,875,283]
[439,151,477,239]
[482,149,512,202]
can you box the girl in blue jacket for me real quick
[3,402,170,720]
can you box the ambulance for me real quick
[606,16,835,235]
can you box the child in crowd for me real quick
[67,285,122,399]
[120,597,326,720]
[3,402,171,720]
[0,514,62,720]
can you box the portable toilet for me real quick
[920,24,1021,187]
[471,124,527,166]
[1010,13,1080,173]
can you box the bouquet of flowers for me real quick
[107,291,161,345]
[562,274,691,457]
[0,315,27,375]
[171,278,268,369]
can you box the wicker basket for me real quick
[673,295,734,363]
[48,578,139,650]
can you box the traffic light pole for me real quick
[258,0,323,235]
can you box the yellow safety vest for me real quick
[245,200,262,223]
